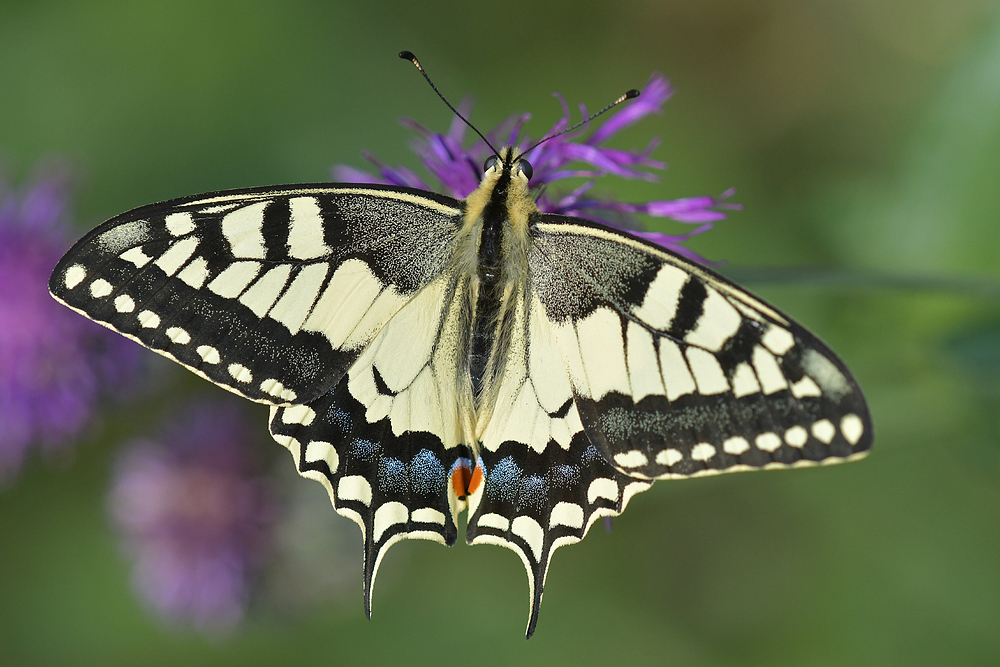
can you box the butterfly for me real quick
[49,54,872,637]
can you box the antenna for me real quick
[399,51,499,156]
[526,88,641,153]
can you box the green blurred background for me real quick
[2,1,999,665]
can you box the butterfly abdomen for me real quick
[461,149,537,426]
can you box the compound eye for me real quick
[483,155,500,173]
[515,159,533,181]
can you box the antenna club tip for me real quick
[399,51,422,69]
[625,89,641,99]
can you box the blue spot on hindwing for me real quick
[582,443,602,465]
[548,464,581,489]
[517,475,549,512]
[379,457,408,493]
[410,449,446,495]
[349,438,380,462]
[486,456,521,503]
[326,404,352,432]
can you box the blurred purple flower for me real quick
[333,74,740,261]
[109,400,275,633]
[0,164,142,482]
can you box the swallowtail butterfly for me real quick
[49,55,871,637]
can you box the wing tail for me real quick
[467,432,651,638]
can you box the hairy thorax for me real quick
[453,147,536,445]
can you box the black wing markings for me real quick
[269,374,469,618]
[50,185,463,406]
[528,217,872,481]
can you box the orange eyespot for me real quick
[468,458,484,496]
[450,457,484,499]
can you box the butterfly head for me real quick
[463,146,538,238]
[483,147,533,182]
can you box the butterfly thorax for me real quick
[455,147,536,445]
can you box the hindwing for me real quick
[49,184,463,405]
[469,432,650,637]
[268,268,479,615]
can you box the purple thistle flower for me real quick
[0,164,142,483]
[109,400,275,633]
[333,74,740,262]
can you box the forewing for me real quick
[529,215,873,481]
[50,184,462,405]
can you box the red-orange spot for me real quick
[450,460,472,499]
[450,458,484,499]
[467,460,484,496]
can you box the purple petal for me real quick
[586,74,674,145]
[551,144,660,180]
[331,165,386,184]
[614,225,716,264]
[379,164,430,190]
[550,181,597,211]
[644,196,731,221]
